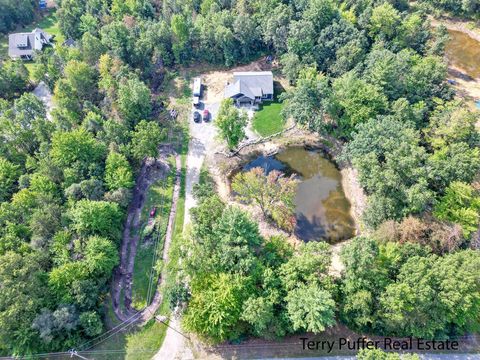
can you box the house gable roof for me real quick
[224,71,274,100]
[8,28,52,57]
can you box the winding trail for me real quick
[111,152,182,324]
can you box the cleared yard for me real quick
[252,101,285,137]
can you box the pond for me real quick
[243,147,356,244]
[445,29,480,79]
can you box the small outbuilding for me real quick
[224,71,274,107]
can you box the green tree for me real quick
[314,18,367,76]
[380,250,480,338]
[232,167,298,232]
[50,129,106,182]
[358,348,420,360]
[57,0,86,39]
[368,2,401,41]
[286,283,336,333]
[0,60,29,100]
[241,296,275,336]
[104,151,134,190]
[330,72,388,135]
[339,237,389,331]
[117,77,152,127]
[79,311,103,337]
[281,67,331,133]
[434,182,480,238]
[215,98,247,149]
[261,4,293,54]
[81,32,107,65]
[0,252,48,354]
[183,273,251,343]
[0,158,20,202]
[63,60,98,101]
[84,236,119,275]
[171,14,191,64]
[129,120,165,161]
[280,242,332,292]
[343,117,432,227]
[49,261,89,302]
[69,199,123,240]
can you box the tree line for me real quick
[172,179,480,344]
[0,1,168,354]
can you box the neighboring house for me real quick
[8,28,53,60]
[224,71,274,107]
[63,38,76,48]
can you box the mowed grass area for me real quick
[251,101,285,137]
[131,158,176,310]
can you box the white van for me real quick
[193,77,202,97]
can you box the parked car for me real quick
[193,111,201,123]
[202,109,210,121]
[150,207,157,217]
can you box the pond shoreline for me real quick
[209,127,367,245]
[430,16,480,117]
[430,16,480,43]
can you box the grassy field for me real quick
[251,101,285,137]
[131,159,176,310]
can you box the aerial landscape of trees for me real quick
[0,0,479,356]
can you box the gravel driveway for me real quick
[184,101,219,226]
[155,97,220,360]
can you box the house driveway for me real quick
[184,101,220,226]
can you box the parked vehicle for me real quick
[193,111,201,123]
[193,96,200,108]
[202,109,210,121]
[193,78,202,97]
[150,207,157,217]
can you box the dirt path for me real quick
[111,152,182,324]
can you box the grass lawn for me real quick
[131,159,176,310]
[251,101,285,137]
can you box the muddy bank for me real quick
[430,17,480,43]
[431,17,480,112]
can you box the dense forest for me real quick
[0,0,479,356]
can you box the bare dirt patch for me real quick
[430,17,480,42]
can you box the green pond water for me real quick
[446,29,480,79]
[244,147,356,243]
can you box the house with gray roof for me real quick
[224,71,274,107]
[8,28,53,60]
